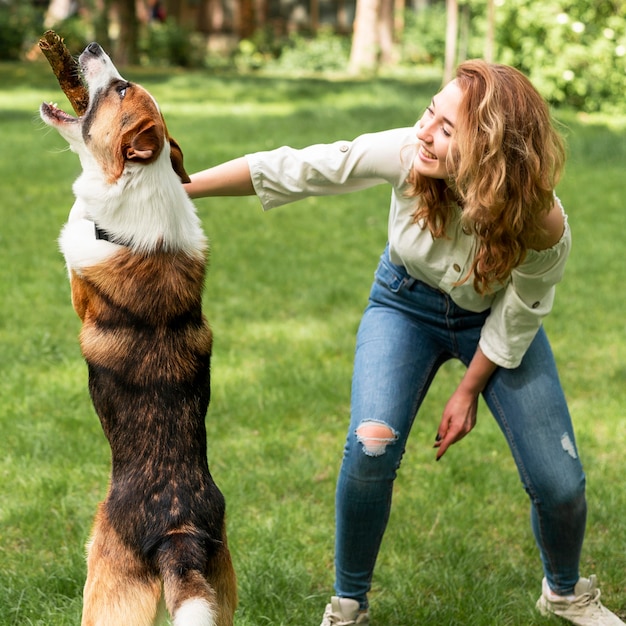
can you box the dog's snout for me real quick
[79,42,123,90]
[85,42,103,57]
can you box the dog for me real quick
[40,42,237,626]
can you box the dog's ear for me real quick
[125,124,162,163]
[168,136,191,184]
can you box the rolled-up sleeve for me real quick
[245,128,413,210]
[479,220,572,369]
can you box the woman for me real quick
[184,60,624,626]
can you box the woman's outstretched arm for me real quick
[184,156,255,199]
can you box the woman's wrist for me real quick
[456,377,485,397]
[460,347,498,395]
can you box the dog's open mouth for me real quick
[41,101,79,123]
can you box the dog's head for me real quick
[41,42,189,185]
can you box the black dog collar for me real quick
[94,223,111,241]
[94,223,130,246]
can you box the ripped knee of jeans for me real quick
[356,420,398,457]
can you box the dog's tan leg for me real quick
[81,507,162,626]
[159,525,237,626]
[204,531,237,626]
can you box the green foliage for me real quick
[0,1,42,60]
[36,14,207,69]
[402,2,448,65]
[140,18,206,68]
[232,38,268,71]
[495,0,626,113]
[51,16,91,54]
[232,29,350,74]
[269,29,351,73]
[403,0,626,113]
[1,61,625,624]
[2,0,625,113]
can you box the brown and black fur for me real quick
[74,250,236,625]
[40,42,236,626]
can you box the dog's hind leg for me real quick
[159,530,236,626]
[204,528,237,626]
[81,507,162,626]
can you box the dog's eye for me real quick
[117,83,129,99]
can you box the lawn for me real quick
[0,60,624,625]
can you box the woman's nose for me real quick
[416,122,432,142]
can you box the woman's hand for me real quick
[433,346,498,460]
[433,387,479,460]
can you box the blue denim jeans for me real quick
[334,247,587,607]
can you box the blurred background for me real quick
[2,0,625,114]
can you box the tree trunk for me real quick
[238,0,256,39]
[458,2,470,63]
[348,0,381,74]
[44,0,75,28]
[197,0,215,33]
[378,0,395,65]
[164,0,183,22]
[112,0,139,65]
[484,0,495,62]
[337,0,350,34]
[310,0,319,33]
[93,0,112,52]
[444,0,458,83]
[394,0,404,42]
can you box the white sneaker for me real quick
[536,576,626,625]
[320,596,370,626]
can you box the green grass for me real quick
[0,60,625,625]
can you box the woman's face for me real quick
[413,80,462,180]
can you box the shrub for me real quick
[0,1,41,60]
[140,18,206,68]
[400,0,626,113]
[233,28,350,74]
[402,2,448,66]
[272,30,349,73]
[496,0,626,113]
[50,16,91,55]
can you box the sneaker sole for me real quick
[536,595,551,617]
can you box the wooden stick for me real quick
[38,30,89,116]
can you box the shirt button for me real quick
[339,143,349,152]
[453,263,461,272]
[532,301,540,309]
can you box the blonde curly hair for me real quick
[408,60,566,294]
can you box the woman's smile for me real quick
[419,145,438,161]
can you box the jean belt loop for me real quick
[404,276,417,290]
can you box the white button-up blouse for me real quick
[246,126,571,369]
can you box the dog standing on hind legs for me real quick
[40,42,237,626]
